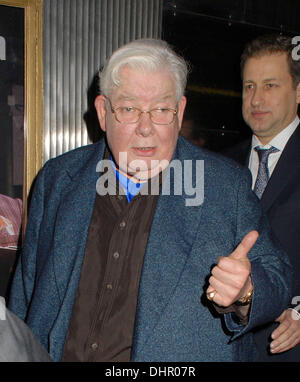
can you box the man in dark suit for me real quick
[9,39,292,362]
[224,34,300,361]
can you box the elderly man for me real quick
[224,34,300,361]
[9,39,291,362]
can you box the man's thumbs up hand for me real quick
[206,231,258,307]
[228,230,259,261]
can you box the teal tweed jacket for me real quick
[9,136,292,361]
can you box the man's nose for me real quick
[135,112,154,137]
[251,87,264,107]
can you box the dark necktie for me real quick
[253,146,279,198]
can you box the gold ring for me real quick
[207,290,216,301]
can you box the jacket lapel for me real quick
[49,141,107,359]
[51,142,106,311]
[132,142,204,355]
[261,126,300,212]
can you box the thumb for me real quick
[275,310,286,323]
[229,230,259,260]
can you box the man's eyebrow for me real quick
[115,93,174,102]
[243,77,281,86]
[263,77,278,82]
[115,94,136,101]
[244,77,278,82]
[157,94,173,101]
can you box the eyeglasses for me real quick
[106,97,178,125]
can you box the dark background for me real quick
[0,5,24,299]
[0,4,24,199]
[162,0,300,151]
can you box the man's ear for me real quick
[94,95,107,132]
[177,96,187,131]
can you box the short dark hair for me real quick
[241,34,300,88]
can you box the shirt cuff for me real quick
[212,303,250,326]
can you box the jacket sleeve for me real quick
[8,164,48,320]
[223,171,293,339]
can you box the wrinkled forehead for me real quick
[110,65,178,101]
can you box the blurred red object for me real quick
[0,194,22,248]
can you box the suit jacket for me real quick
[223,126,300,361]
[8,136,292,362]
[0,297,52,362]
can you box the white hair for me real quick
[99,39,189,101]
